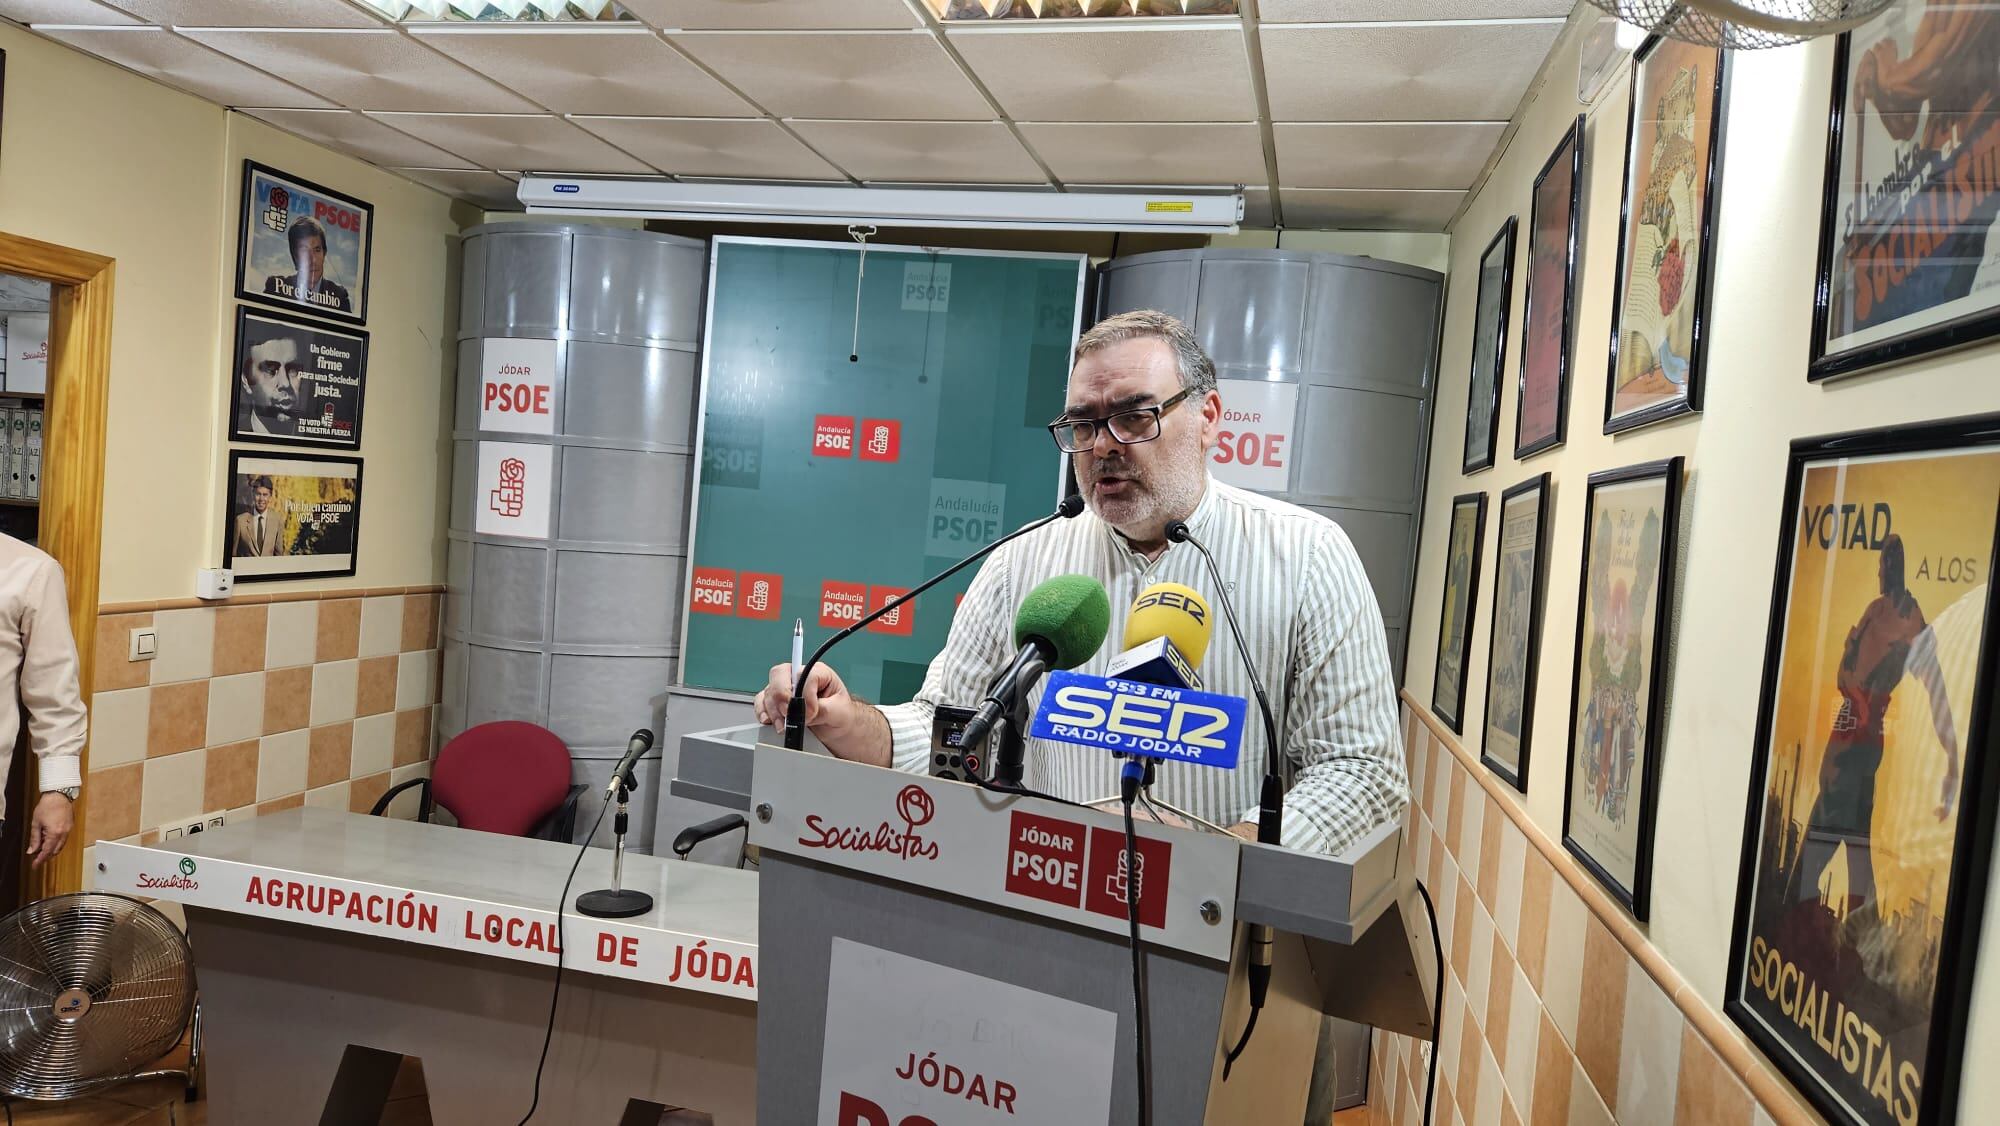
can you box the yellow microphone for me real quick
[1110,582,1213,690]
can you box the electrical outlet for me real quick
[129,628,157,662]
[158,811,224,841]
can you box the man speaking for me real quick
[755,310,1407,855]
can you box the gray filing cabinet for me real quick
[1097,247,1444,679]
[445,222,707,851]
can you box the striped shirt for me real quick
[879,478,1408,855]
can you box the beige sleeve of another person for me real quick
[21,558,87,793]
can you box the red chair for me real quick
[370,721,586,841]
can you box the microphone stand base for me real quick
[575,888,654,918]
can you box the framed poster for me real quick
[1431,491,1488,734]
[1482,473,1551,791]
[235,160,372,326]
[1726,415,2000,1126]
[1563,457,1682,918]
[222,451,362,582]
[1463,218,1516,475]
[1517,117,1583,460]
[227,305,367,450]
[1809,5,2000,381]
[1604,36,1728,435]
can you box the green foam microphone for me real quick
[958,573,1110,772]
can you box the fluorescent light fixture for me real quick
[516,177,1244,233]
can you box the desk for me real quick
[92,808,759,1126]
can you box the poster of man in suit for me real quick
[235,161,372,326]
[228,307,367,449]
[223,452,363,582]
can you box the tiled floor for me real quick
[4,1046,430,1126]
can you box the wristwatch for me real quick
[44,787,78,801]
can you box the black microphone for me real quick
[1166,518,1280,1078]
[783,494,1086,750]
[605,728,654,798]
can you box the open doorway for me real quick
[0,232,112,908]
[0,271,50,914]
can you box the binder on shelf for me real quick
[1,408,19,499]
[24,452,38,501]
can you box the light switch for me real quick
[129,628,157,662]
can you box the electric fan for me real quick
[1583,0,1898,48]
[0,892,201,1103]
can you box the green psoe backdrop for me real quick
[681,237,1086,703]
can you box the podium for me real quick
[673,727,1435,1125]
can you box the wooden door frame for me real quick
[0,231,112,899]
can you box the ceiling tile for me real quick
[178,28,538,113]
[102,0,387,27]
[672,30,992,120]
[392,167,521,209]
[1258,0,1573,19]
[620,0,920,30]
[410,26,753,117]
[947,25,1253,122]
[1278,187,1463,230]
[787,120,1043,183]
[1275,120,1503,188]
[370,112,653,173]
[0,0,138,23]
[36,27,335,107]
[570,117,842,179]
[243,107,477,169]
[1015,121,1263,186]
[1260,21,1562,121]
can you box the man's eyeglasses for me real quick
[1047,388,1193,453]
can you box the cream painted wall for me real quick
[0,23,478,604]
[1406,12,2000,1119]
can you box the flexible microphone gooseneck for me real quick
[1165,519,1281,1078]
[783,495,1085,750]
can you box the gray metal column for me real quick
[447,222,706,850]
[1097,247,1443,679]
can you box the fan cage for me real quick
[1582,0,1894,48]
[0,892,197,1101]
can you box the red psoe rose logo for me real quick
[896,785,935,831]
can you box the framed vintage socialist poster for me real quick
[1726,415,2000,1126]
[1463,218,1516,474]
[1604,36,1728,435]
[227,306,367,450]
[1432,491,1488,734]
[1482,473,1552,791]
[1809,3,2000,381]
[1517,117,1583,460]
[235,160,373,326]
[222,450,363,583]
[1564,457,1682,918]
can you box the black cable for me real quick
[1120,767,1151,1126]
[971,772,1088,810]
[1415,879,1444,1126]
[516,796,615,1126]
[1220,995,1260,1079]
